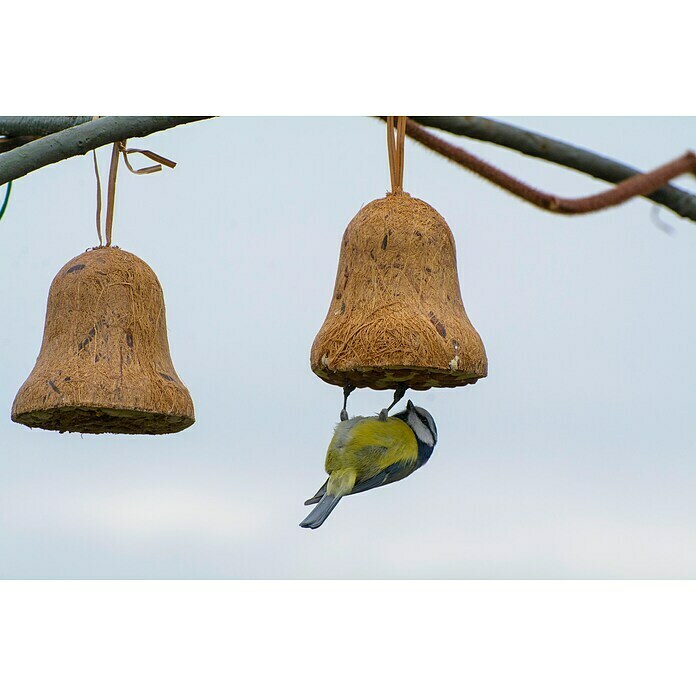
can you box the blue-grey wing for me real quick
[304,454,427,506]
[347,459,417,496]
[305,445,396,505]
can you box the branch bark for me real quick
[0,135,40,153]
[409,116,696,222]
[0,117,94,136]
[0,116,212,185]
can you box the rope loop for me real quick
[386,116,406,193]
[91,117,176,247]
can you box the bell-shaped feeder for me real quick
[12,246,195,434]
[311,190,487,390]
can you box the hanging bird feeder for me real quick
[311,116,487,391]
[11,138,194,434]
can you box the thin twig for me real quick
[408,116,696,222]
[402,118,696,221]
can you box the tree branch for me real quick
[0,117,94,136]
[0,135,40,154]
[0,116,212,185]
[4,115,694,223]
[409,116,696,222]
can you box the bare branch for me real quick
[409,116,696,222]
[0,135,40,153]
[4,115,694,223]
[0,117,93,136]
[0,116,212,185]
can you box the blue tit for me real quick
[300,399,438,529]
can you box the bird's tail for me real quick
[304,479,328,506]
[299,494,341,529]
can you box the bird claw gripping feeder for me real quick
[11,138,194,434]
[311,116,487,400]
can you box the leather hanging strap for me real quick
[92,121,177,247]
[91,117,104,246]
[119,143,177,175]
[386,116,406,193]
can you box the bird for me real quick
[300,399,438,529]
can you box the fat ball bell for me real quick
[311,191,487,390]
[12,246,195,434]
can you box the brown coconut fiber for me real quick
[311,192,487,390]
[12,246,195,434]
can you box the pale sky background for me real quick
[0,116,694,579]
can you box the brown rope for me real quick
[92,149,104,246]
[92,134,177,247]
[402,117,696,216]
[104,142,121,247]
[387,116,396,191]
[396,116,406,190]
[386,116,407,193]
[91,117,104,246]
[119,143,177,175]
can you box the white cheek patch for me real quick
[424,415,437,443]
[409,414,435,447]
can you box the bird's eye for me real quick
[417,413,436,438]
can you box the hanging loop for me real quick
[119,142,177,175]
[91,130,177,247]
[386,116,407,193]
[104,142,121,247]
[91,117,104,246]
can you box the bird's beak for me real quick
[407,399,415,411]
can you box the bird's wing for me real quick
[307,417,419,505]
[347,460,415,496]
[304,479,328,506]
[306,444,393,505]
[337,418,418,479]
[306,458,421,505]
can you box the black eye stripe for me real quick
[416,413,435,438]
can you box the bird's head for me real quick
[395,400,438,460]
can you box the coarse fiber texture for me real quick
[12,246,194,434]
[311,192,487,390]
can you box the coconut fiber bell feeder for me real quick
[310,116,487,392]
[11,139,194,434]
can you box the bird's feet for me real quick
[385,384,408,413]
[340,383,355,421]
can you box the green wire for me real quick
[0,181,12,222]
